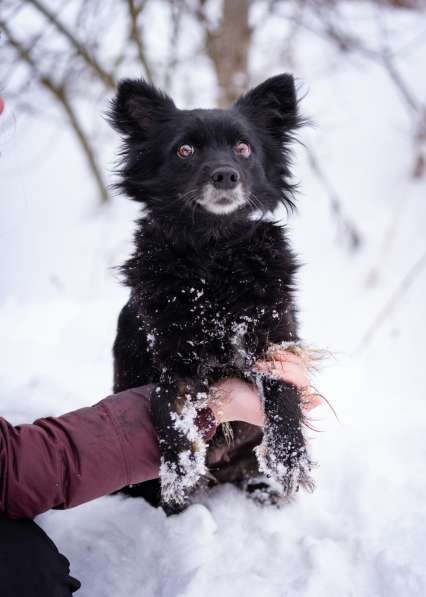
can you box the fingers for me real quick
[255,360,308,388]
[255,354,309,388]
[254,348,323,413]
[266,347,308,367]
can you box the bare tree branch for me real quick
[283,2,426,178]
[1,20,109,203]
[126,0,153,81]
[26,0,116,89]
[164,0,184,90]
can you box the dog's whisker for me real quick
[179,190,200,224]
[178,189,198,203]
[248,192,267,215]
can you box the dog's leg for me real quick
[255,376,314,496]
[113,300,156,393]
[150,380,208,512]
[113,300,164,503]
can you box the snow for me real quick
[1,2,426,595]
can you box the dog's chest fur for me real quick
[123,219,299,378]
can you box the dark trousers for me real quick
[0,516,81,596]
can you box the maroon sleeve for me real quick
[0,385,161,519]
[0,386,217,519]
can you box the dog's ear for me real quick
[109,78,176,137]
[234,74,300,136]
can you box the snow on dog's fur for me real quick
[109,74,314,511]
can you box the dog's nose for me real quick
[211,167,240,190]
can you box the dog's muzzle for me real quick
[197,182,247,215]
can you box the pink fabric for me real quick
[0,385,215,519]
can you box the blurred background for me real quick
[1,2,426,596]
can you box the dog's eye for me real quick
[177,144,195,159]
[234,141,251,158]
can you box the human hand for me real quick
[208,347,321,427]
[254,345,321,412]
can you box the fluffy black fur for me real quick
[109,74,313,511]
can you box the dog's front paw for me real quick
[159,446,207,511]
[152,387,210,511]
[254,431,314,496]
[258,377,315,496]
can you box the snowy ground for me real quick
[1,3,426,596]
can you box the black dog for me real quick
[110,74,313,511]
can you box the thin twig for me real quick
[305,145,362,251]
[358,250,426,351]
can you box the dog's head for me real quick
[110,74,302,225]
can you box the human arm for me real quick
[0,350,317,519]
[0,386,161,519]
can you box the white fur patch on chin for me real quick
[197,184,247,215]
